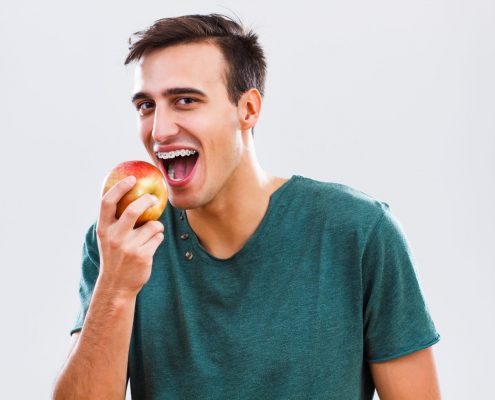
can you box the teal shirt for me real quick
[72,175,440,399]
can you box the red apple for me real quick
[101,160,167,228]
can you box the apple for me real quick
[101,160,167,228]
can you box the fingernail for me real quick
[126,176,136,184]
[150,195,159,204]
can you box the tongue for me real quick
[173,155,197,180]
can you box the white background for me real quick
[0,0,493,398]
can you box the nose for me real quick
[152,104,180,143]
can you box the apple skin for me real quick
[101,160,167,228]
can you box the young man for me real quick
[53,14,441,399]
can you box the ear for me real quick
[237,88,262,131]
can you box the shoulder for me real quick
[288,175,389,233]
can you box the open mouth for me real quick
[157,150,199,184]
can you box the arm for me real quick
[52,283,136,399]
[369,347,441,400]
[52,176,164,399]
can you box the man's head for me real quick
[125,13,266,108]
[126,14,267,210]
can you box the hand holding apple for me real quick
[96,161,167,297]
[101,160,167,228]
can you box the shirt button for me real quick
[185,251,193,260]
[180,233,189,240]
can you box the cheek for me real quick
[196,102,239,131]
[138,118,153,142]
[176,113,203,132]
[138,119,157,162]
[206,120,238,156]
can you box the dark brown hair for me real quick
[125,14,267,106]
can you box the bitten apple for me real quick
[102,160,167,228]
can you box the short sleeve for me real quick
[362,205,440,362]
[70,222,100,336]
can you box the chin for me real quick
[168,194,203,210]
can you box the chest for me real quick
[129,247,367,398]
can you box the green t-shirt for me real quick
[72,175,440,399]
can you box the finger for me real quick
[115,193,159,232]
[140,230,165,255]
[99,176,136,227]
[133,220,165,246]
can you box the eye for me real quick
[135,100,154,116]
[176,97,197,106]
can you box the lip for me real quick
[159,153,200,188]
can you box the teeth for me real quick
[156,149,197,159]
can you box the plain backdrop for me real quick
[0,0,493,398]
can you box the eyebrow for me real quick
[131,87,207,103]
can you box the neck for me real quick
[186,136,287,259]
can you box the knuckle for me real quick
[109,239,120,249]
[130,246,144,259]
[101,197,112,208]
[137,254,150,265]
[96,226,105,238]
[151,221,164,232]
[122,246,135,257]
[148,196,159,207]
[152,233,164,246]
[126,207,140,218]
[132,249,148,264]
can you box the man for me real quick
[53,14,441,399]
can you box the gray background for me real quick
[0,0,493,398]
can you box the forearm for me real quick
[53,278,136,400]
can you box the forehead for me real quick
[133,42,227,94]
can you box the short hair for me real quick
[125,13,267,107]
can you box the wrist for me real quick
[94,276,139,304]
